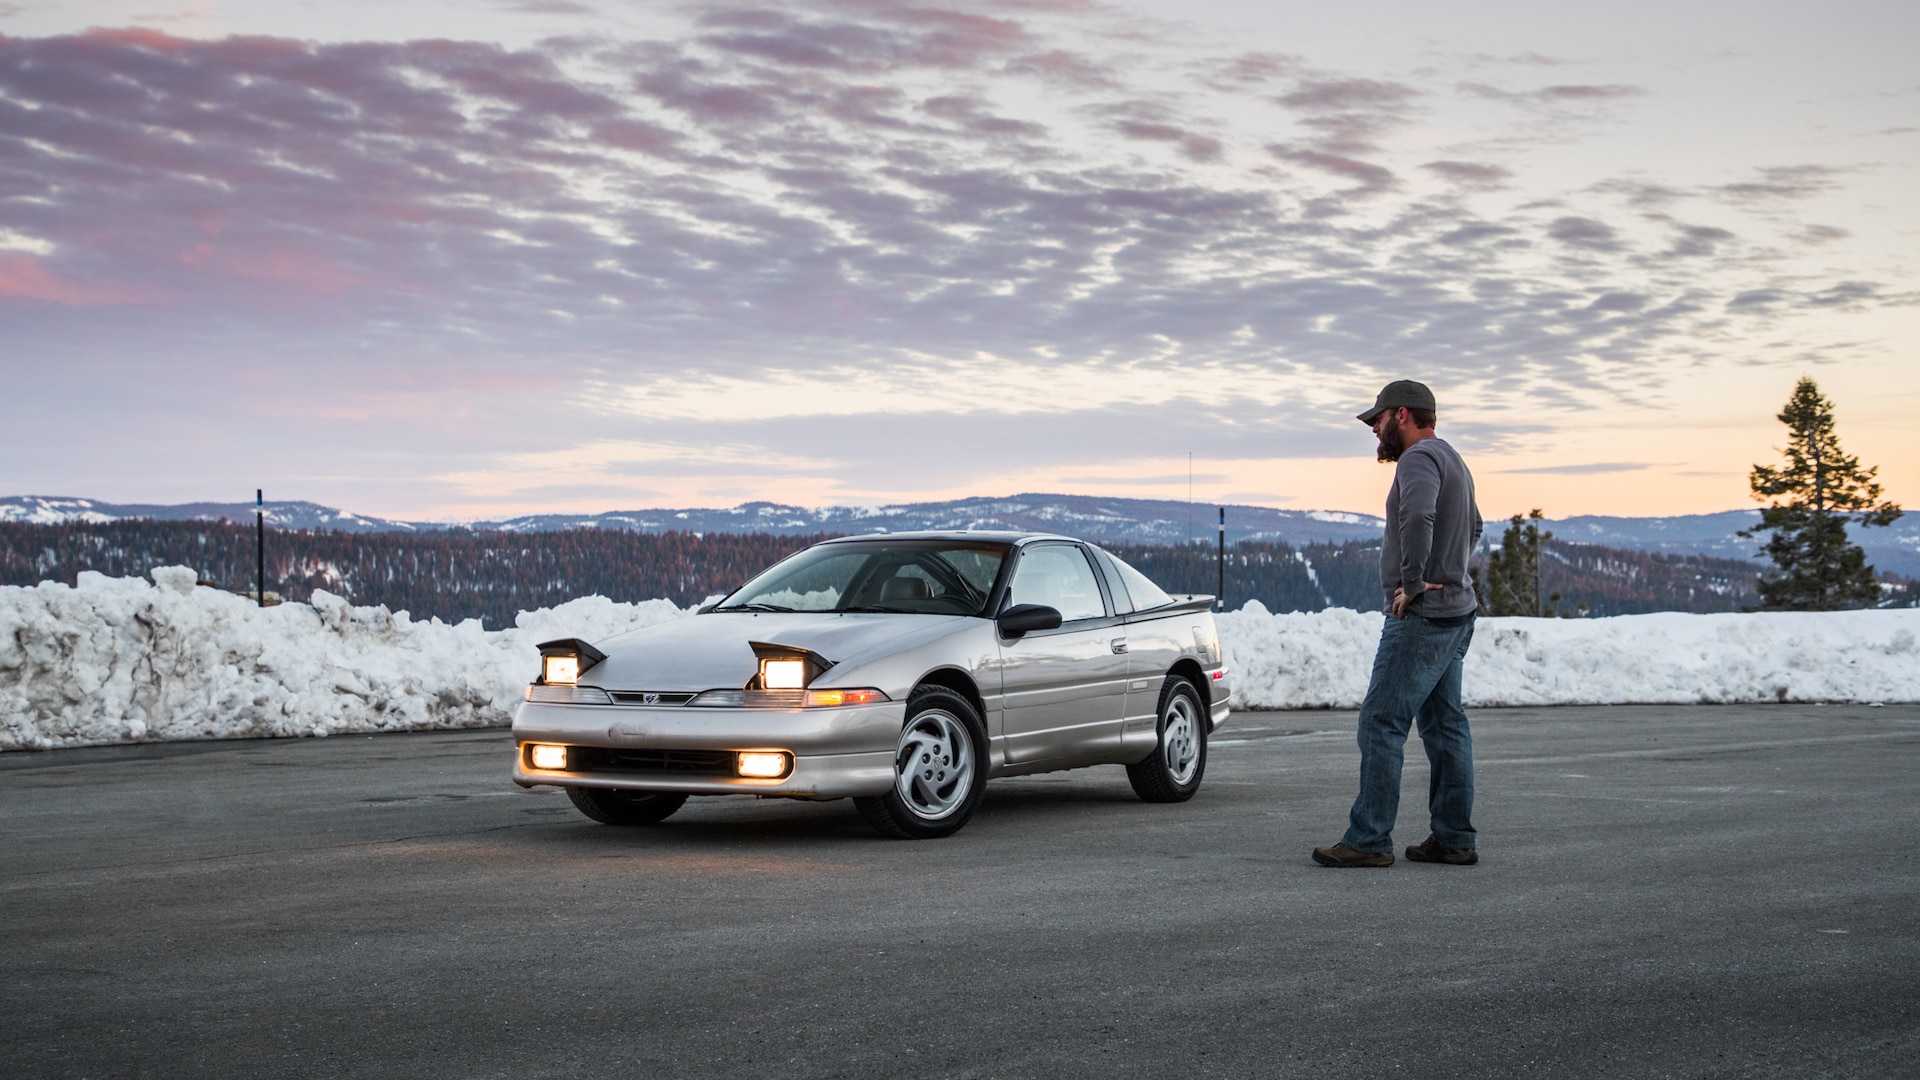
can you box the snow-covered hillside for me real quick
[3,570,1915,751]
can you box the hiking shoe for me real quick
[1312,842,1394,868]
[1404,834,1478,865]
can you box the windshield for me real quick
[713,540,1008,616]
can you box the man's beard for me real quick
[1376,422,1405,463]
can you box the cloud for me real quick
[1091,100,1224,162]
[1277,78,1418,112]
[1001,48,1117,90]
[1665,224,1735,258]
[1589,178,1686,209]
[1195,51,1299,91]
[1267,147,1395,194]
[1727,289,1789,312]
[1547,216,1622,252]
[1794,224,1849,245]
[1460,81,1643,105]
[1498,462,1652,475]
[1710,165,1846,203]
[0,10,1902,514]
[0,255,170,305]
[1435,221,1521,246]
[501,2,596,14]
[1421,160,1511,189]
[1586,292,1648,313]
[1464,51,1568,68]
[693,4,1035,73]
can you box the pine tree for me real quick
[1742,377,1902,610]
[1475,509,1565,616]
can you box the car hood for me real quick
[580,611,976,692]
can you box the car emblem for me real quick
[642,692,661,705]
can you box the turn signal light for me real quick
[736,751,791,778]
[803,688,888,707]
[528,743,569,770]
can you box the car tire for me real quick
[1126,675,1207,803]
[854,686,987,839]
[565,786,690,825]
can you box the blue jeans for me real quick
[1341,613,1476,853]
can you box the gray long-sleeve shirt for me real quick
[1380,437,1483,618]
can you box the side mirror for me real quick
[996,603,1062,637]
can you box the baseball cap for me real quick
[1356,379,1437,425]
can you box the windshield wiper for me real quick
[714,603,797,612]
[838,605,916,613]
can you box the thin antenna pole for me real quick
[256,489,265,607]
[1187,452,1193,547]
[1216,506,1225,611]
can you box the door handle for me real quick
[1110,638,1128,654]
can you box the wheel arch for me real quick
[1168,656,1210,710]
[911,666,986,722]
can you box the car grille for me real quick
[570,747,735,777]
[606,691,696,706]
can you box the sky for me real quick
[1,0,1914,522]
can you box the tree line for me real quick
[1112,539,1780,616]
[0,521,824,627]
[2,518,1855,625]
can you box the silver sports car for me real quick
[512,531,1232,838]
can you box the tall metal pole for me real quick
[256,488,265,607]
[1216,507,1225,612]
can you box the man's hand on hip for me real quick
[1391,583,1445,619]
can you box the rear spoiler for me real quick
[1145,596,1216,616]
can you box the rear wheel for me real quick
[1127,676,1207,803]
[565,786,689,825]
[855,686,987,839]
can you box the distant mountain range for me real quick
[6,492,1917,576]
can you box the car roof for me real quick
[818,529,1083,546]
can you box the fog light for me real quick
[529,743,569,770]
[737,751,790,778]
[760,658,806,690]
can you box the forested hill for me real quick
[12,494,1917,578]
[0,520,1831,627]
[0,521,823,628]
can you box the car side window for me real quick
[1007,544,1107,623]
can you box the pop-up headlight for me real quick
[761,658,807,689]
[535,637,608,686]
[748,641,832,691]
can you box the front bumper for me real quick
[511,697,906,799]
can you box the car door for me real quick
[996,542,1129,764]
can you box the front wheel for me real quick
[854,686,987,839]
[1127,676,1207,803]
[565,786,689,825]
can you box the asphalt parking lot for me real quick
[3,703,1917,1079]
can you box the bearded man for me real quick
[1313,380,1485,868]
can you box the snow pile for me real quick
[3,570,1916,751]
[1219,600,1920,710]
[0,568,686,751]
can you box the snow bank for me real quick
[2,570,1915,751]
[1220,600,1920,710]
[0,568,686,751]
